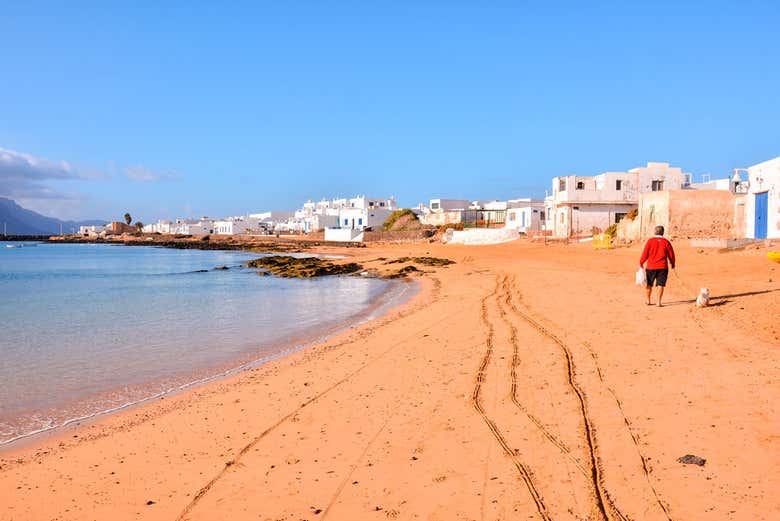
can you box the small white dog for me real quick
[696,287,710,307]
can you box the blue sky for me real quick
[1,1,779,221]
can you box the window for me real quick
[379,202,385,207]
[431,202,440,210]
[572,206,579,210]
[576,181,585,190]
[343,219,348,226]
[615,180,622,190]
[508,213,516,221]
[615,213,627,223]
[652,180,664,191]
[540,211,545,221]
[358,218,363,226]
[558,179,566,191]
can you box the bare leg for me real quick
[645,285,652,305]
[657,286,665,307]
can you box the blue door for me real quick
[755,192,768,239]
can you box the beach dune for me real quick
[2,240,778,520]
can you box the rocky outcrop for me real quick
[383,256,455,266]
[247,256,363,278]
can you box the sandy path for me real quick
[1,239,778,520]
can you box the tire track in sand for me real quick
[473,278,551,521]
[502,278,629,521]
[506,273,673,521]
[495,276,588,477]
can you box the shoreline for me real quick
[2,239,778,520]
[0,259,418,452]
[2,233,368,253]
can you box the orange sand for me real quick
[1,239,778,521]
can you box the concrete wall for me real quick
[616,216,640,242]
[420,211,463,227]
[324,228,364,242]
[638,190,740,239]
[444,227,519,245]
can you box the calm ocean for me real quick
[0,242,409,446]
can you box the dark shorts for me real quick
[645,268,668,287]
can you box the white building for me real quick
[545,162,688,238]
[79,224,108,236]
[744,156,780,239]
[430,199,470,212]
[177,218,215,236]
[291,195,397,233]
[418,198,469,226]
[213,217,264,235]
[505,199,546,232]
[142,220,174,234]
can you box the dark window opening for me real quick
[576,181,585,190]
[616,180,623,190]
[652,180,664,191]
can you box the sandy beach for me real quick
[2,239,778,521]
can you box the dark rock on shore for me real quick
[384,256,455,266]
[213,266,229,270]
[677,454,706,466]
[385,265,421,279]
[247,256,363,278]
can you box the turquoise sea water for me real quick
[0,242,408,445]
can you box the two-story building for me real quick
[545,162,687,238]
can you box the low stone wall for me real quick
[444,228,519,245]
[363,229,435,242]
[689,238,763,249]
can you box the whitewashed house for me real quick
[142,219,174,234]
[744,156,780,239]
[79,224,108,236]
[177,218,215,235]
[545,162,688,238]
[505,199,546,233]
[213,217,264,235]
[419,198,469,226]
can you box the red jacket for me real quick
[640,236,676,270]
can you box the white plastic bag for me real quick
[635,267,646,286]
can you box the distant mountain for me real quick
[0,197,107,236]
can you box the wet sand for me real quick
[1,239,778,520]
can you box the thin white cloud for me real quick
[0,147,106,202]
[124,165,182,182]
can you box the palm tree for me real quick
[135,222,144,233]
[124,213,132,225]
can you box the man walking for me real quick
[639,225,676,307]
